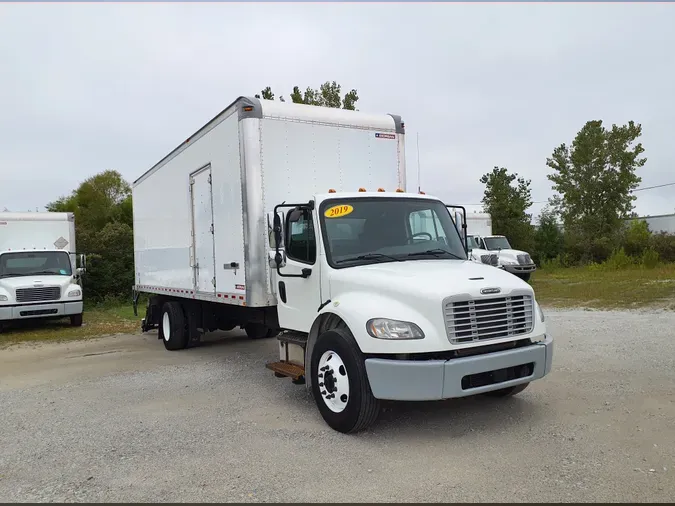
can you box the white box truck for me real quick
[0,212,85,330]
[132,97,552,433]
[465,212,537,281]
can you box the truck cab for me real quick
[467,234,536,281]
[270,191,552,433]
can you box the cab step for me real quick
[265,361,305,381]
[277,331,308,347]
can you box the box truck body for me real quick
[0,212,84,328]
[133,97,552,433]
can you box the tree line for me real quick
[481,119,675,268]
[40,81,674,302]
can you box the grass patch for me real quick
[531,262,675,310]
[0,301,140,348]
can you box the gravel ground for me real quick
[1,308,674,502]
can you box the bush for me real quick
[623,219,651,257]
[603,247,634,270]
[650,232,675,263]
[640,248,659,269]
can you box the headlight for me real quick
[0,294,7,302]
[68,289,82,298]
[536,302,545,322]
[366,318,424,340]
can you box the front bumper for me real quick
[502,263,537,274]
[364,335,553,401]
[0,300,83,321]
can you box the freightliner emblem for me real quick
[480,287,501,295]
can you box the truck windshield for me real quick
[484,236,512,250]
[319,197,467,268]
[0,251,72,278]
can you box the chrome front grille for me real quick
[480,254,498,266]
[15,286,61,303]
[517,253,532,265]
[444,294,534,344]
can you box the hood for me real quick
[0,274,73,292]
[494,249,532,263]
[329,259,532,300]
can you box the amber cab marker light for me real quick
[396,188,404,193]
[328,188,336,193]
[243,106,253,112]
[358,187,367,192]
[377,188,385,192]
[419,191,426,195]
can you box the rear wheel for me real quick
[70,313,83,327]
[244,322,276,339]
[160,301,189,351]
[310,327,380,433]
[484,382,530,397]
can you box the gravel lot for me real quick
[1,308,674,502]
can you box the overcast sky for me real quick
[1,3,673,220]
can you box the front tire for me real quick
[310,327,380,433]
[70,313,83,327]
[159,301,189,351]
[484,382,530,397]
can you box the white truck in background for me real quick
[0,212,85,331]
[132,96,552,433]
[465,212,537,282]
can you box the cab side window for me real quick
[408,209,448,244]
[286,211,316,264]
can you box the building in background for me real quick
[627,213,675,234]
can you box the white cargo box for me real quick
[132,96,406,308]
[0,212,76,266]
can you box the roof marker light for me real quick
[328,188,336,193]
[396,188,404,193]
[377,188,385,192]
[358,187,366,192]
[419,191,426,195]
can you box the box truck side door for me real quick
[190,165,217,294]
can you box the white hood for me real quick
[329,259,531,300]
[0,274,73,295]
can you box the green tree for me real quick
[480,166,534,251]
[256,81,359,110]
[546,120,646,252]
[534,206,564,262]
[46,170,134,301]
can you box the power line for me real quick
[456,181,675,207]
[631,181,675,192]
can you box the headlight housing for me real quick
[366,318,425,340]
[0,294,8,302]
[68,289,82,298]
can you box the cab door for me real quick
[273,208,322,333]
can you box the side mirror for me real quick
[78,254,87,272]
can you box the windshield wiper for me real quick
[25,271,68,276]
[407,248,463,260]
[335,253,403,264]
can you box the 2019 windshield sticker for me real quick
[324,204,354,218]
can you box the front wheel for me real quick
[310,327,380,433]
[483,382,530,397]
[70,313,83,327]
